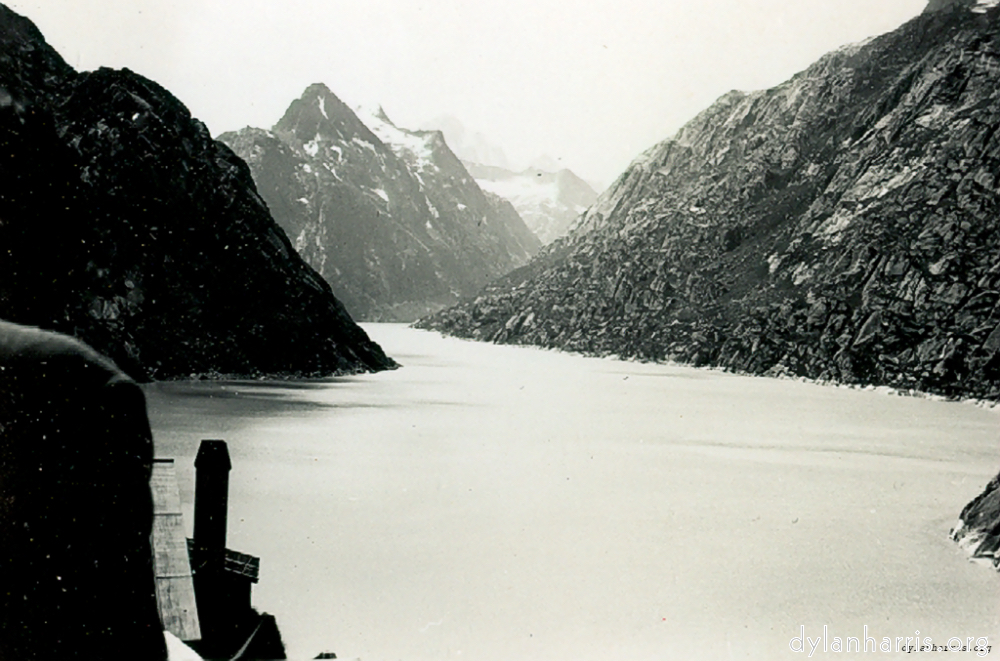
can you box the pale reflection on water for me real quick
[144,324,1000,661]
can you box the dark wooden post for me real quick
[193,440,231,554]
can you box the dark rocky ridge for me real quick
[419,3,1000,400]
[220,85,540,321]
[0,5,393,379]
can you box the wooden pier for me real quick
[151,441,284,660]
[151,458,201,642]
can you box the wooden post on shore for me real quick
[193,440,232,555]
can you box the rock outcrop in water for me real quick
[219,86,540,321]
[420,1,1000,400]
[0,5,394,379]
[951,471,1000,570]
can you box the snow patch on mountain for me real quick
[356,105,437,173]
[464,163,598,244]
[477,177,560,208]
[304,136,320,157]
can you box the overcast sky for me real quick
[8,0,927,187]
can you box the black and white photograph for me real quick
[0,0,998,659]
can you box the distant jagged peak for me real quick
[352,103,454,173]
[353,103,399,129]
[273,82,371,144]
[356,105,451,156]
[299,81,347,118]
[300,81,333,97]
[372,105,393,126]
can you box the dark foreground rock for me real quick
[419,2,1000,400]
[0,320,167,660]
[0,5,394,379]
[951,471,1000,571]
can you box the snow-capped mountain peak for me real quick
[220,85,540,321]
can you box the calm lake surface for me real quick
[145,323,1000,661]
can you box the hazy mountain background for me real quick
[420,115,600,244]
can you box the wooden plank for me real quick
[156,577,202,642]
[151,459,183,514]
[151,460,201,642]
[153,515,197,578]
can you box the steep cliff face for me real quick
[0,5,394,379]
[464,163,599,244]
[219,85,540,321]
[420,3,1000,399]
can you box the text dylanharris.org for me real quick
[789,626,991,657]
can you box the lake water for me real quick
[145,323,1000,661]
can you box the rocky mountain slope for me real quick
[464,162,599,244]
[419,0,1000,400]
[0,5,393,379]
[219,86,540,321]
